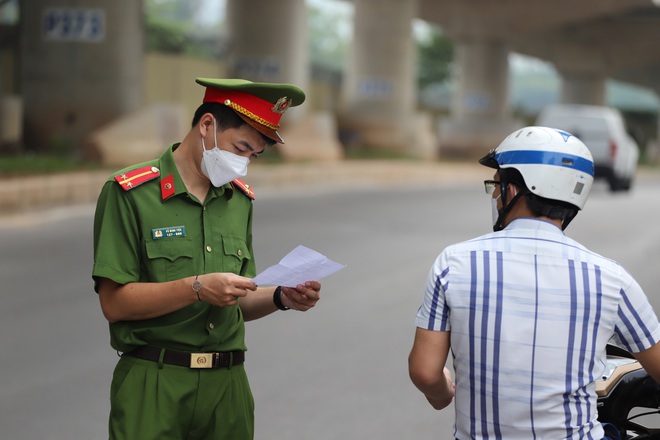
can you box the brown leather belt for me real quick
[124,346,245,369]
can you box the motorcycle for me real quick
[597,345,660,439]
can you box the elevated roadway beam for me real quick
[416,0,660,156]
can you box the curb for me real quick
[1,160,657,217]
[0,160,485,216]
[0,170,109,215]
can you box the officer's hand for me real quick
[199,273,257,307]
[280,281,321,311]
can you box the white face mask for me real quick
[491,194,501,228]
[200,117,250,187]
[491,185,518,230]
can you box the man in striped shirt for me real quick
[409,126,660,439]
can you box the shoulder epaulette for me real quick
[231,178,255,200]
[114,166,160,191]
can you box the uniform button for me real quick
[209,323,215,330]
[206,245,212,253]
[237,249,242,257]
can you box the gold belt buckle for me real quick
[190,353,213,368]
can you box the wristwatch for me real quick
[273,286,290,311]
[192,275,202,301]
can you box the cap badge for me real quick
[271,97,292,115]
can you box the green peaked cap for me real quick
[195,78,306,106]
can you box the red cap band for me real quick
[203,88,282,130]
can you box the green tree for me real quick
[308,2,351,71]
[143,0,224,58]
[417,25,454,88]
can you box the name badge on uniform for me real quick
[152,226,186,239]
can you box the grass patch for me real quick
[258,146,286,163]
[344,146,419,161]
[0,154,104,178]
[263,145,420,162]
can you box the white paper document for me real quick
[252,245,346,287]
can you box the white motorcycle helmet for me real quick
[480,126,595,229]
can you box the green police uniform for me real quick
[93,77,305,440]
[93,144,257,439]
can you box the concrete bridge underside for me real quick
[416,0,660,156]
[10,0,660,162]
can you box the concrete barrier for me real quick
[0,160,486,216]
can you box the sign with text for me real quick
[43,8,105,43]
[357,77,394,100]
[233,58,281,82]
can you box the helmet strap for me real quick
[493,185,526,232]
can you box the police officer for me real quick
[409,126,660,439]
[93,78,321,440]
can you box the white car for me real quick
[536,104,639,192]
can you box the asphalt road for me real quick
[0,172,659,440]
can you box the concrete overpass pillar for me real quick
[339,0,436,159]
[226,0,308,96]
[439,38,520,157]
[558,72,606,105]
[226,0,342,161]
[552,43,607,106]
[20,0,143,155]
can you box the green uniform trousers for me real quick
[109,354,254,440]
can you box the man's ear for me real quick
[507,183,520,199]
[199,113,214,136]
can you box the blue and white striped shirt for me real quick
[415,218,660,440]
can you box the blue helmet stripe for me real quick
[495,150,594,176]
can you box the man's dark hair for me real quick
[499,167,578,222]
[191,102,276,147]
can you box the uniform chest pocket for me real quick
[221,235,252,274]
[144,238,194,282]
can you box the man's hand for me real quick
[425,367,455,410]
[280,281,321,311]
[409,328,454,410]
[198,273,257,307]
